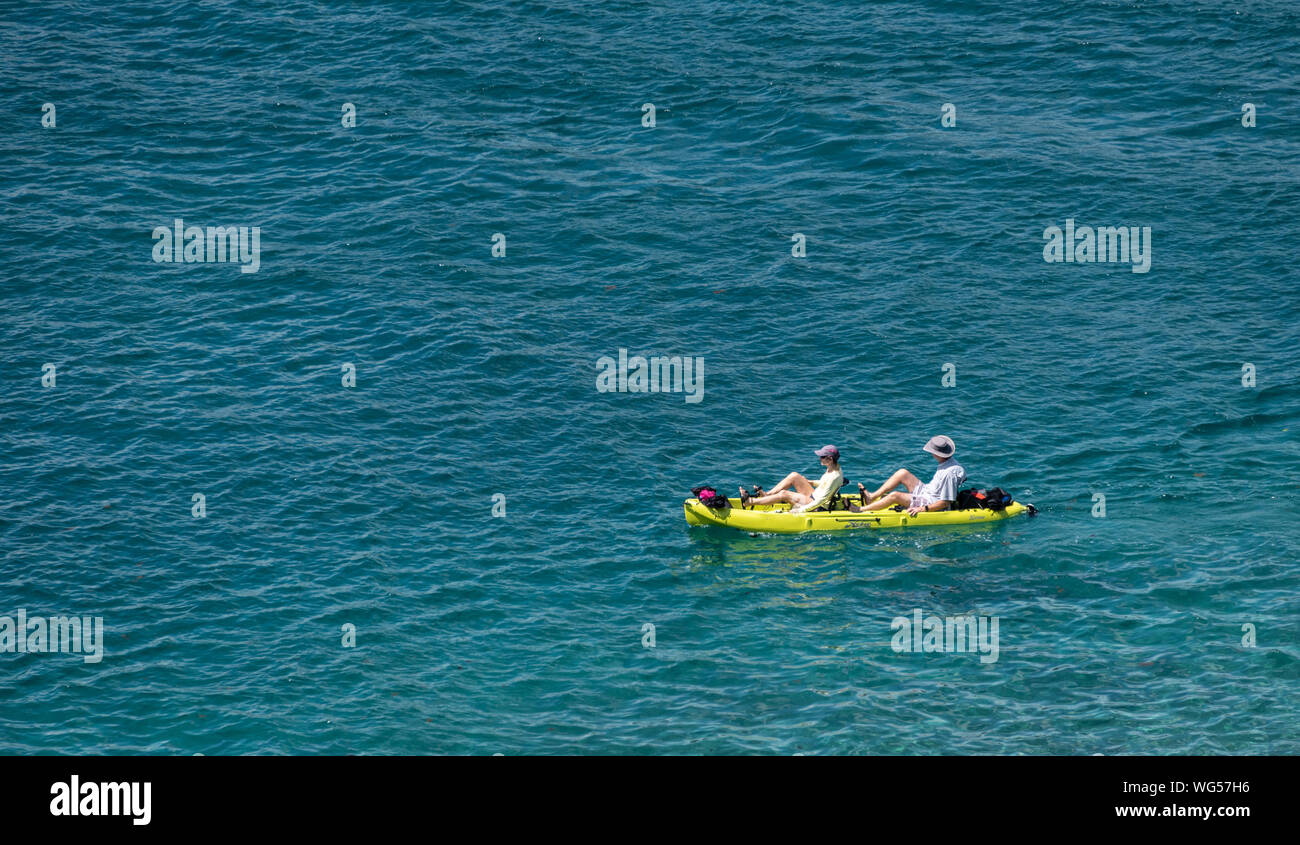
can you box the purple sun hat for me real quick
[814,445,840,461]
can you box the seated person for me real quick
[740,445,844,513]
[852,435,965,516]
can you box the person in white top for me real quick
[740,445,844,513]
[852,435,966,516]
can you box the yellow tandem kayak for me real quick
[683,496,1032,533]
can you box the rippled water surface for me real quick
[1,0,1298,754]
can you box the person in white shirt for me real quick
[852,435,966,516]
[740,445,844,513]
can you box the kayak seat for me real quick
[815,479,853,512]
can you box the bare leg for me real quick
[866,468,921,502]
[751,488,813,508]
[766,471,815,497]
[852,490,912,512]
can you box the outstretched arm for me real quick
[908,499,952,516]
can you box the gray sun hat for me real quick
[922,435,955,458]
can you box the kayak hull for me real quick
[683,497,1029,533]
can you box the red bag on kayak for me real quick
[691,485,729,509]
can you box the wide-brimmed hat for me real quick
[814,444,840,461]
[922,435,955,458]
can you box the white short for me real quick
[908,485,937,509]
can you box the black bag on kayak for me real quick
[983,487,1013,511]
[691,485,730,509]
[956,487,1014,511]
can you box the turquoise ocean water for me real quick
[1,0,1298,754]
